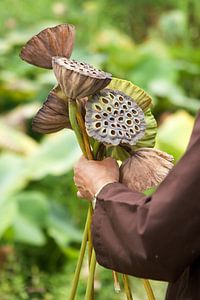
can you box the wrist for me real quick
[92,181,117,209]
[92,179,118,196]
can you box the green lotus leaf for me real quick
[132,108,157,151]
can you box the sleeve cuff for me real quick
[92,182,118,209]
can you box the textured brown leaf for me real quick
[32,85,71,134]
[20,24,75,69]
[52,57,112,99]
[120,148,174,192]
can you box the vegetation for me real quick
[0,0,199,299]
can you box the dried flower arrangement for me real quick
[20,24,174,300]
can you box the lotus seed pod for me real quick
[32,85,71,134]
[52,57,112,99]
[108,78,152,112]
[20,24,75,69]
[108,78,157,150]
[85,89,146,146]
[120,148,174,192]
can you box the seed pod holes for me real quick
[85,89,146,146]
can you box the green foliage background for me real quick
[0,0,199,299]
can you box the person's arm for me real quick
[92,112,200,282]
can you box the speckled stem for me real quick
[68,100,87,156]
[112,271,121,293]
[122,274,133,300]
[85,249,97,300]
[68,209,90,300]
[142,279,156,300]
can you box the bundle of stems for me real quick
[68,100,156,300]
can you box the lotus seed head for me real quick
[85,89,146,146]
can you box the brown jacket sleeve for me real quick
[91,112,200,282]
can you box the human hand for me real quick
[73,155,119,199]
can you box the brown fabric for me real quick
[92,112,200,300]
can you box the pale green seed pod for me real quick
[107,77,157,150]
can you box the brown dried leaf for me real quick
[120,148,174,192]
[20,24,75,69]
[32,85,71,134]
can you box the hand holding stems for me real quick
[19,23,156,300]
[68,99,127,299]
[69,99,155,300]
[74,156,119,200]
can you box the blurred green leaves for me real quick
[157,110,195,160]
[27,131,81,180]
[0,129,81,247]
[0,154,28,204]
[0,0,200,298]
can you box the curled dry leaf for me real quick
[85,88,146,146]
[52,57,112,99]
[32,85,71,134]
[20,24,75,69]
[120,148,174,192]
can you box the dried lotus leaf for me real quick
[85,89,146,146]
[120,148,174,192]
[20,24,75,69]
[52,57,112,99]
[32,85,71,134]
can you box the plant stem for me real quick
[68,209,90,300]
[68,100,87,156]
[88,203,93,265]
[142,279,156,300]
[122,275,133,300]
[93,140,101,159]
[75,103,94,298]
[76,103,93,160]
[85,249,97,300]
[112,271,121,293]
[75,105,94,265]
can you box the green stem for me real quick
[92,140,101,160]
[112,271,121,293]
[112,146,130,161]
[85,249,97,300]
[122,275,133,300]
[68,210,90,300]
[88,203,93,266]
[142,279,156,300]
[68,100,87,156]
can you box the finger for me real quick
[77,191,84,198]
[77,190,92,200]
[74,156,88,172]
[79,155,88,163]
[104,157,115,162]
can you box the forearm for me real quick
[92,114,200,282]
